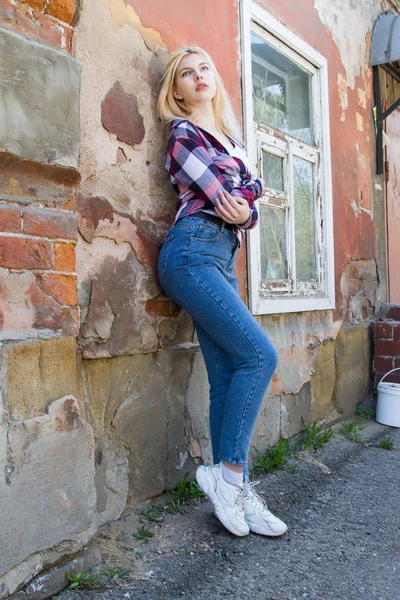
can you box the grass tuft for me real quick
[252,437,291,475]
[340,421,362,442]
[133,525,152,541]
[378,436,394,450]
[355,405,375,420]
[65,571,99,590]
[99,566,131,581]
[299,418,334,451]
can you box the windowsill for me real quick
[251,294,335,315]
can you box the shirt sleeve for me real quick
[167,122,263,208]
[237,205,258,230]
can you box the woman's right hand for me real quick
[215,190,251,226]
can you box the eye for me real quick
[182,70,191,77]
[201,65,209,71]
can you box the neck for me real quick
[189,103,217,133]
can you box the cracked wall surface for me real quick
[0,27,80,169]
[0,0,390,594]
[0,395,97,599]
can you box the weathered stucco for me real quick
[72,0,382,500]
[0,0,390,594]
[0,27,80,168]
[314,0,381,89]
[0,395,97,599]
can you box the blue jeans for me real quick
[158,216,278,474]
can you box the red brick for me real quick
[14,5,73,52]
[53,242,76,272]
[373,356,393,373]
[45,0,77,25]
[146,299,171,317]
[387,307,400,320]
[0,205,21,233]
[29,283,63,330]
[373,322,393,339]
[20,0,46,10]
[393,324,400,340]
[62,306,79,335]
[36,273,77,306]
[23,208,77,240]
[145,299,181,318]
[378,373,400,385]
[63,195,76,211]
[395,358,400,369]
[0,236,51,270]
[374,340,400,357]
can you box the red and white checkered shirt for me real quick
[166,118,262,230]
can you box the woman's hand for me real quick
[215,190,251,226]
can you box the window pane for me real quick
[293,157,317,281]
[251,32,314,145]
[262,150,284,191]
[260,204,288,280]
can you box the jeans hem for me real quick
[219,455,247,467]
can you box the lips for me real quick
[196,84,209,91]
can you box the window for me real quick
[241,4,335,314]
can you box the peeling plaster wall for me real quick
[250,0,386,430]
[0,0,390,593]
[73,0,384,524]
[73,0,242,511]
[314,0,381,89]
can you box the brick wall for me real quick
[0,0,78,51]
[373,306,400,385]
[0,2,80,341]
[0,204,78,337]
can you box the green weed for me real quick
[99,566,131,580]
[340,421,362,442]
[252,438,291,475]
[140,503,166,522]
[65,571,99,590]
[133,525,152,541]
[299,418,334,451]
[355,405,375,420]
[378,436,394,450]
[172,473,206,503]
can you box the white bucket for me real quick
[376,368,400,427]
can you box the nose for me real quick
[194,71,203,81]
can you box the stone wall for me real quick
[0,2,86,597]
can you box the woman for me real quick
[157,46,287,538]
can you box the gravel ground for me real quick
[56,419,400,600]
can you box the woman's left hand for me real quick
[215,190,250,226]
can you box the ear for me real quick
[173,89,183,100]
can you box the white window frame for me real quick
[240,1,335,315]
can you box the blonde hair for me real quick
[157,46,241,142]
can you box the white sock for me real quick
[220,462,244,487]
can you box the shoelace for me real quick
[234,486,246,511]
[246,481,271,512]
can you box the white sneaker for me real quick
[243,482,288,537]
[196,464,249,537]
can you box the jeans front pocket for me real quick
[157,234,175,283]
[191,222,222,242]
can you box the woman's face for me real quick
[173,53,217,109]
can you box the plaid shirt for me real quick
[166,119,262,231]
